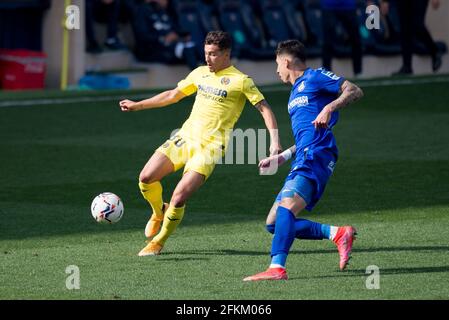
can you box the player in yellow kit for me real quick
[119,31,282,256]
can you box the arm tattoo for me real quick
[328,81,364,112]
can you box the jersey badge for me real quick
[221,77,230,85]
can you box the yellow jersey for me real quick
[176,65,265,149]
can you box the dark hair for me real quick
[275,40,306,63]
[204,31,232,51]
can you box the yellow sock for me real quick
[138,181,164,218]
[152,205,185,246]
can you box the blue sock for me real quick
[266,220,329,240]
[266,224,275,234]
[295,219,325,240]
[271,253,288,267]
[320,224,331,239]
[270,206,296,268]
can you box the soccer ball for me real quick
[91,192,124,224]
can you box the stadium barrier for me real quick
[0,49,47,90]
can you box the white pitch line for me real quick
[0,93,151,108]
[261,75,449,91]
[353,76,449,88]
[1,76,449,108]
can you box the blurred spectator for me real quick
[321,0,363,76]
[86,0,127,53]
[0,0,50,51]
[381,0,443,75]
[131,0,200,69]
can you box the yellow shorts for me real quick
[156,134,224,179]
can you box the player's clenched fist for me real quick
[119,99,141,112]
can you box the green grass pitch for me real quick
[1,76,449,300]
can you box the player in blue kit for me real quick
[244,40,364,281]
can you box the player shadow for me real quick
[288,265,449,280]
[160,245,449,257]
[292,245,449,255]
[154,257,210,262]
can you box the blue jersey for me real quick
[284,67,344,210]
[289,67,343,162]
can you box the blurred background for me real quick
[0,0,447,90]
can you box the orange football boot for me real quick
[138,240,163,256]
[144,202,169,238]
[333,226,357,270]
[243,268,288,281]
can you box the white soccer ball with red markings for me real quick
[91,192,124,224]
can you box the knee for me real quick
[278,197,304,215]
[266,224,275,234]
[139,170,156,184]
[138,179,161,194]
[170,191,187,207]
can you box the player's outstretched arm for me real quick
[255,99,283,155]
[259,145,296,169]
[119,88,187,112]
[312,80,364,129]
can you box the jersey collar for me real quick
[293,68,310,87]
[215,65,234,76]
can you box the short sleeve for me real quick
[242,77,265,106]
[177,69,198,96]
[315,69,345,95]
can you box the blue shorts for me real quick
[275,148,337,211]
[275,174,315,205]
